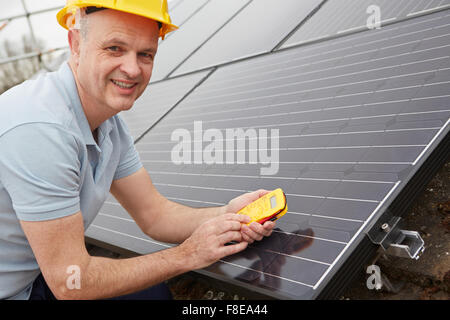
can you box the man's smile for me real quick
[110,79,138,90]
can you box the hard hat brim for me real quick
[56,4,178,39]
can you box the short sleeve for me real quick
[113,116,143,180]
[0,123,81,221]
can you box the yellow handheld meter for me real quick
[237,188,287,225]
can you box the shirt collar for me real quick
[56,62,112,149]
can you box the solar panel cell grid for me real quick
[168,0,209,27]
[172,0,324,76]
[119,70,210,140]
[150,0,251,82]
[281,0,450,48]
[86,9,450,299]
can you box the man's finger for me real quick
[219,231,242,245]
[223,213,251,224]
[241,232,254,244]
[256,221,275,236]
[262,221,276,236]
[241,224,263,241]
[246,189,270,203]
[255,189,270,198]
[216,220,243,234]
[262,221,276,229]
[248,222,271,237]
[219,241,248,257]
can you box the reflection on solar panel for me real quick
[282,0,450,48]
[119,70,211,141]
[86,9,450,299]
[172,0,323,76]
[151,0,251,82]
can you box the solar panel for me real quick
[171,0,323,77]
[151,0,251,82]
[168,0,184,11]
[119,70,212,141]
[168,0,210,27]
[281,0,450,48]
[86,9,450,299]
[85,193,173,254]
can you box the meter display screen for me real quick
[270,196,277,209]
[237,188,287,225]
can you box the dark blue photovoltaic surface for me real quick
[282,0,450,48]
[86,8,450,299]
[172,0,323,76]
[119,70,210,141]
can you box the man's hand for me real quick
[226,189,276,244]
[179,213,252,270]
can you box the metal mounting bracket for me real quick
[367,213,425,260]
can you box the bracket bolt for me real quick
[381,223,390,233]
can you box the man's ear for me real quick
[68,29,81,65]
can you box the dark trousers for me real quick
[29,273,173,300]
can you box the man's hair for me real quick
[79,10,89,40]
[85,6,107,15]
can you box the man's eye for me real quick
[139,52,153,59]
[139,52,154,62]
[107,46,120,52]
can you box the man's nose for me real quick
[119,53,141,79]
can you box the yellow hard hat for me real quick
[56,0,178,39]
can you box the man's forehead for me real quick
[86,7,160,30]
[85,10,159,45]
[85,6,162,29]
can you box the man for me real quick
[0,1,275,300]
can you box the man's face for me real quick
[71,9,159,114]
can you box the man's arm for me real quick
[20,210,249,300]
[110,167,274,244]
[110,167,225,243]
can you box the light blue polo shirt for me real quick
[0,62,143,299]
